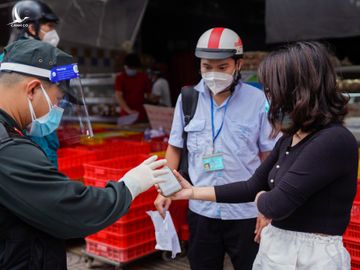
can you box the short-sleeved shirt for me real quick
[152,78,172,107]
[115,71,152,121]
[169,80,278,220]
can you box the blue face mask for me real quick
[27,85,64,137]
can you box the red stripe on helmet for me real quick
[207,28,225,49]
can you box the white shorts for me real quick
[252,225,350,270]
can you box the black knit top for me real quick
[215,124,358,235]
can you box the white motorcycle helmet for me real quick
[195,27,243,59]
[196,28,243,94]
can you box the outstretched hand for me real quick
[156,170,194,200]
[170,170,194,200]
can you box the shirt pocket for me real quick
[184,119,207,154]
[228,121,259,155]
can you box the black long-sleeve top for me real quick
[215,123,358,235]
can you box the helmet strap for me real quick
[26,22,41,40]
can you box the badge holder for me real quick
[202,152,224,172]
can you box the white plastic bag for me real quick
[147,210,181,258]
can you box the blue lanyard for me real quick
[211,95,231,145]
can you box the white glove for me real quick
[121,155,168,200]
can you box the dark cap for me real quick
[2,39,73,73]
[0,39,81,104]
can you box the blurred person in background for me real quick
[169,41,356,270]
[154,27,278,270]
[148,66,172,107]
[114,53,152,122]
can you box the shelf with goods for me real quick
[81,73,120,124]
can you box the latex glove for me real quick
[122,155,168,200]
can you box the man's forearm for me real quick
[165,144,181,170]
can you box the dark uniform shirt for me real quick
[0,109,132,269]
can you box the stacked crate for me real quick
[58,148,97,181]
[344,186,360,269]
[83,154,157,263]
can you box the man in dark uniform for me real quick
[0,39,167,269]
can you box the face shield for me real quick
[49,64,94,145]
[0,61,93,145]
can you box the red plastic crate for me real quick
[344,222,360,242]
[78,141,150,160]
[58,148,97,179]
[352,258,360,270]
[106,215,153,235]
[86,238,156,263]
[122,201,155,222]
[344,239,360,262]
[150,140,168,152]
[83,178,157,207]
[87,226,154,248]
[181,225,189,241]
[351,202,360,223]
[84,154,149,181]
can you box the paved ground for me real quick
[66,242,233,270]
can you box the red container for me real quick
[344,222,360,242]
[78,141,150,160]
[86,238,156,263]
[122,202,155,222]
[150,140,168,152]
[344,239,360,262]
[58,148,97,179]
[351,202,360,223]
[87,226,154,248]
[352,258,360,270]
[181,224,189,241]
[106,215,153,235]
[84,154,149,181]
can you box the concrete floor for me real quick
[66,243,233,270]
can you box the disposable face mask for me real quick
[27,85,64,137]
[202,71,234,95]
[125,67,137,77]
[41,29,60,47]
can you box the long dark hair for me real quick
[258,41,348,136]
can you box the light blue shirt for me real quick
[169,80,277,220]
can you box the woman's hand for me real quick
[170,170,194,200]
[254,214,271,244]
[156,170,194,200]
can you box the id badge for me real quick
[202,153,224,172]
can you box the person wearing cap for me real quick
[114,53,152,122]
[0,38,168,269]
[154,27,278,270]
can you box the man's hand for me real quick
[154,194,172,219]
[122,155,168,200]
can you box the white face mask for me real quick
[41,29,60,47]
[201,71,234,95]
